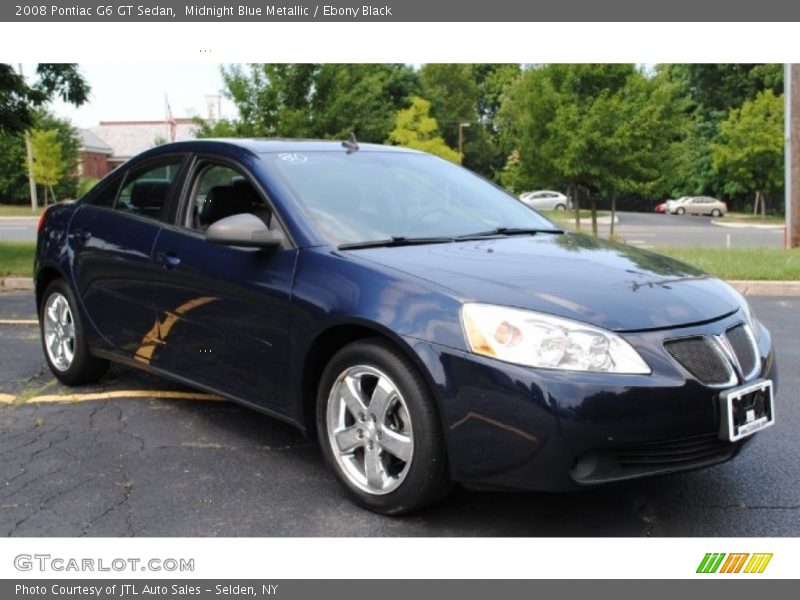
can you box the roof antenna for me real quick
[342,132,359,154]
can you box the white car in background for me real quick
[519,190,569,211]
[665,196,690,214]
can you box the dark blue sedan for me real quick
[35,139,777,514]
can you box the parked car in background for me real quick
[665,196,690,214]
[654,202,666,213]
[519,190,569,211]
[35,139,775,514]
[674,196,727,217]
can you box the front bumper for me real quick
[405,312,777,491]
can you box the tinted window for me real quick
[186,163,271,231]
[265,151,557,246]
[116,160,183,222]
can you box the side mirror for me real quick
[205,213,284,249]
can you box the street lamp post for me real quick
[458,122,471,163]
[18,64,38,213]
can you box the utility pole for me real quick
[18,64,38,213]
[458,122,470,163]
[787,64,800,248]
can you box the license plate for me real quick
[719,379,775,442]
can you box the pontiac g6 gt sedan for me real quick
[35,139,777,514]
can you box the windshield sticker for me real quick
[278,153,308,163]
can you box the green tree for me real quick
[0,110,79,204]
[659,63,783,199]
[712,90,784,216]
[386,96,460,163]
[499,64,685,233]
[420,64,478,149]
[1,64,90,135]
[421,64,520,178]
[37,110,80,199]
[30,129,65,206]
[0,132,28,203]
[198,64,420,143]
[660,64,782,115]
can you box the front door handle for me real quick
[155,252,181,269]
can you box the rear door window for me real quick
[116,159,185,222]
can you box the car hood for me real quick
[353,233,741,332]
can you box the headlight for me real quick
[461,303,651,374]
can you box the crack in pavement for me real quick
[8,473,101,536]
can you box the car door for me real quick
[69,156,188,354]
[700,197,715,215]
[145,158,297,418]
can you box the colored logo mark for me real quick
[696,553,772,574]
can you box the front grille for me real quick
[571,433,742,484]
[664,336,732,385]
[727,323,758,378]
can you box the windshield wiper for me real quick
[338,236,455,250]
[455,227,563,241]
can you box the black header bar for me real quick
[4,0,800,22]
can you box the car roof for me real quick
[148,138,423,156]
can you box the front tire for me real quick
[711,209,722,217]
[316,338,451,514]
[676,207,686,215]
[554,203,566,211]
[40,279,109,385]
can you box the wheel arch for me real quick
[298,319,442,438]
[35,264,68,311]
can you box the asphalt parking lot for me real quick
[595,212,784,248]
[0,291,798,537]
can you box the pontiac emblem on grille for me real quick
[715,334,741,375]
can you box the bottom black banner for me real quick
[1,580,793,600]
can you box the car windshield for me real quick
[263,150,559,246]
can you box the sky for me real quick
[28,64,239,128]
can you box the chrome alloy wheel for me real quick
[326,365,414,495]
[43,293,76,372]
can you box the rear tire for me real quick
[711,209,722,217]
[40,279,109,385]
[316,338,452,514]
[554,203,566,211]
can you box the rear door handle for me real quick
[155,252,181,269]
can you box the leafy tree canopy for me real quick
[499,65,686,204]
[712,89,784,197]
[0,109,80,203]
[202,64,419,143]
[0,64,90,135]
[386,96,460,163]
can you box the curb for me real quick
[728,280,800,296]
[1,277,34,291]
[711,219,784,230]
